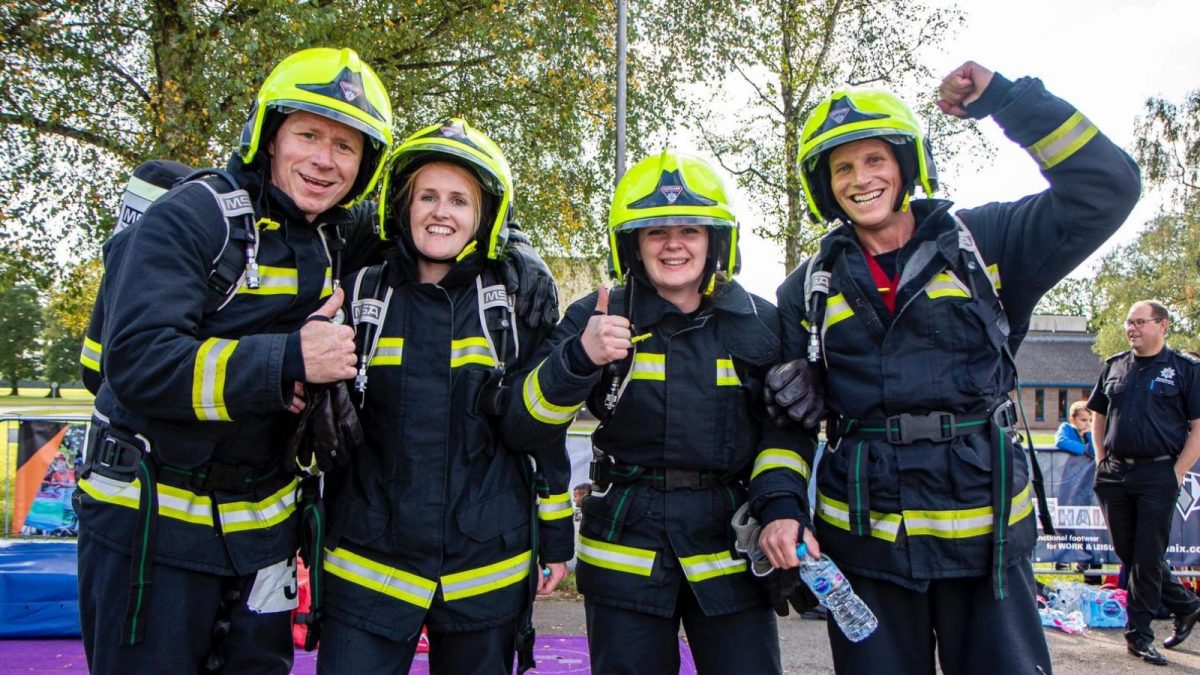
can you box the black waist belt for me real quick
[838,410,994,445]
[591,459,724,492]
[85,425,278,492]
[1109,454,1174,466]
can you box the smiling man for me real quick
[74,48,392,673]
[1089,300,1200,666]
[761,60,1141,673]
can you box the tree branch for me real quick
[0,112,137,163]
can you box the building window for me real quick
[1058,389,1069,421]
[1035,389,1045,421]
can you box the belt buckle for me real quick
[95,434,146,473]
[992,400,1017,429]
[886,412,955,444]
[589,456,615,497]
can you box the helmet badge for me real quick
[659,185,683,204]
[338,80,363,102]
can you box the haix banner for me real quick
[1033,452,1200,567]
[10,421,87,537]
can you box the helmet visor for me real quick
[802,129,915,171]
[389,142,507,196]
[273,100,389,148]
[614,215,735,233]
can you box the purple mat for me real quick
[0,636,698,673]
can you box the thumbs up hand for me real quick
[299,288,357,383]
[580,285,632,366]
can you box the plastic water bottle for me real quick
[796,543,878,642]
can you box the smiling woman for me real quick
[399,162,483,282]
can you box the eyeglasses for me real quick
[1124,318,1162,328]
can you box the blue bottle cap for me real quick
[542,568,552,578]
[796,543,808,558]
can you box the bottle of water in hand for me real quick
[796,543,878,642]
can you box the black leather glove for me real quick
[765,358,825,429]
[765,566,819,617]
[504,226,561,331]
[287,382,362,476]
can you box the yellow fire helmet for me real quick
[239,47,394,206]
[798,88,938,223]
[608,151,738,293]
[377,118,514,260]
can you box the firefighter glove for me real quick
[765,359,825,430]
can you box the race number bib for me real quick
[246,555,299,614]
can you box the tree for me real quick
[41,259,103,391]
[642,0,978,271]
[1086,90,1200,357]
[1,0,698,276]
[0,282,43,394]
[1034,277,1095,320]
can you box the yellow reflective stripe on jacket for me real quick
[78,473,214,526]
[522,361,582,426]
[923,271,970,300]
[824,293,853,330]
[370,337,404,367]
[323,546,438,609]
[750,448,811,481]
[450,337,496,368]
[193,338,237,421]
[903,484,1033,539]
[679,551,748,582]
[630,352,665,381]
[440,550,532,601]
[217,478,299,534]
[236,266,298,296]
[538,492,573,521]
[716,358,740,386]
[986,263,1001,291]
[817,485,1035,542]
[816,492,902,543]
[1028,111,1098,170]
[321,267,333,299]
[80,336,102,372]
[577,535,656,577]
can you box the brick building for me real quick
[1012,315,1103,432]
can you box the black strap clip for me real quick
[91,431,148,476]
[885,411,955,445]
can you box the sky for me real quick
[722,0,1200,301]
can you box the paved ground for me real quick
[533,596,1200,673]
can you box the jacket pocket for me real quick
[329,494,390,549]
[456,486,529,543]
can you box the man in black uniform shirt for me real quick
[1090,299,1200,665]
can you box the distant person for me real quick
[1090,300,1200,665]
[1055,400,1098,506]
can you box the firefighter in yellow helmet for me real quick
[317,118,573,673]
[760,61,1141,672]
[517,151,811,672]
[76,47,392,673]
